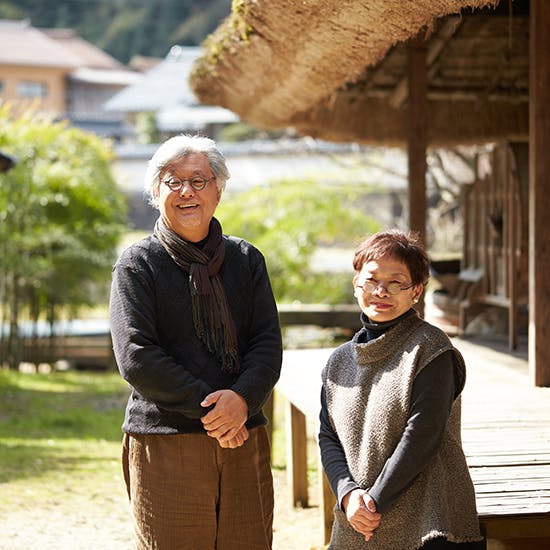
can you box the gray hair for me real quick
[144,134,230,208]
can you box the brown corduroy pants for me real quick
[122,427,274,550]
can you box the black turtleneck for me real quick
[319,309,458,513]
[355,308,417,343]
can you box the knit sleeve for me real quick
[319,384,360,509]
[367,350,457,512]
[229,246,283,417]
[109,252,214,418]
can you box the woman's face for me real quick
[353,255,423,323]
[156,153,221,242]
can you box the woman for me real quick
[319,229,483,550]
[110,135,282,549]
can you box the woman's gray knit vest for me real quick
[323,313,482,550]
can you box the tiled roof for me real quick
[42,29,123,70]
[69,67,141,86]
[0,19,124,71]
[104,46,201,112]
[156,105,238,132]
[0,19,80,68]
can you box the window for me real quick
[17,81,48,98]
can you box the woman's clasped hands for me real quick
[342,489,382,542]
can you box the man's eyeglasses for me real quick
[356,279,416,296]
[162,176,215,192]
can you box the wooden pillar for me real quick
[529,0,550,386]
[408,36,428,316]
[506,147,518,351]
[285,401,308,507]
[408,36,427,243]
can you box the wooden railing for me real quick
[278,303,361,331]
[16,334,113,369]
[10,304,361,370]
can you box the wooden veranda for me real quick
[274,341,550,548]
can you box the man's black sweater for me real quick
[109,233,283,435]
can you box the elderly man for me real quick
[110,135,282,550]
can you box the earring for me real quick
[413,297,419,304]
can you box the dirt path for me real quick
[0,470,324,550]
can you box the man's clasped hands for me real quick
[200,389,250,449]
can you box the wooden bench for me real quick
[430,267,527,351]
[275,348,335,544]
[430,267,485,330]
[275,346,550,549]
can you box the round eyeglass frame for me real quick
[162,176,215,192]
[356,280,416,296]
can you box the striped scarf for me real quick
[154,216,239,374]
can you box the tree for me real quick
[216,179,381,304]
[135,112,161,144]
[0,107,127,369]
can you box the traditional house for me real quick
[104,45,238,141]
[190,0,549,387]
[0,19,139,138]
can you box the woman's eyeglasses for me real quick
[356,279,416,295]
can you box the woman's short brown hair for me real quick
[353,229,430,286]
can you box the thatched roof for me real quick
[190,0,528,146]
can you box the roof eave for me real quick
[190,0,500,133]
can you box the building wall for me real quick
[66,81,125,120]
[0,64,69,115]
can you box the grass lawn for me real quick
[0,370,128,478]
[0,368,322,549]
[0,369,129,511]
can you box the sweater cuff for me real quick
[337,479,361,511]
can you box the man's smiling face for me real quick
[156,153,221,242]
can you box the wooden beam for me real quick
[481,514,550,540]
[390,17,461,109]
[408,37,428,317]
[529,0,550,386]
[407,37,428,244]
